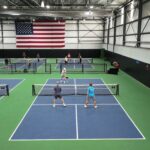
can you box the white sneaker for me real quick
[63,103,66,107]
[53,104,55,108]
[84,104,87,108]
[94,105,97,109]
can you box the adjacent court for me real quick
[0,1,150,150]
[10,78,144,140]
[56,58,93,70]
[0,78,24,98]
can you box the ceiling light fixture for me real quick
[86,11,90,15]
[46,5,50,9]
[86,11,93,15]
[41,1,45,8]
[3,5,8,9]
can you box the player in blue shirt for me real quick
[84,83,97,109]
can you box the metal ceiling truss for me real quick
[0,0,128,20]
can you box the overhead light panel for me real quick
[85,10,93,15]
[130,0,134,21]
[12,13,20,16]
[121,7,124,24]
[3,5,8,9]
[46,5,50,9]
[41,1,45,8]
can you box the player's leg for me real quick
[80,58,82,64]
[62,77,66,83]
[52,96,57,107]
[93,96,97,109]
[60,96,66,107]
[84,95,89,108]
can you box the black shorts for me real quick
[55,95,62,99]
[79,58,82,63]
[64,60,68,64]
[5,60,8,65]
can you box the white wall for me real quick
[102,43,150,64]
[103,0,150,64]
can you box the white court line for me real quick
[101,78,145,140]
[9,78,145,141]
[44,78,102,80]
[9,78,49,141]
[0,78,24,80]
[74,78,77,95]
[10,137,145,141]
[0,79,25,102]
[32,104,119,106]
[75,104,79,139]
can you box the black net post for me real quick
[60,64,62,73]
[32,85,35,96]
[10,64,13,73]
[50,64,51,74]
[104,63,107,72]
[44,58,47,65]
[15,64,17,72]
[45,59,47,72]
[106,64,107,72]
[45,62,47,72]
[6,85,9,96]
[33,63,37,73]
[82,64,84,72]
[116,84,119,95]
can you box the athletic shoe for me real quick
[53,104,55,108]
[84,104,87,108]
[94,105,97,109]
[63,103,66,107]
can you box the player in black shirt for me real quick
[52,84,66,108]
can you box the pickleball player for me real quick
[52,84,66,108]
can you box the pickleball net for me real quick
[32,83,119,96]
[0,84,9,96]
[56,58,93,64]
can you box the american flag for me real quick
[15,20,65,48]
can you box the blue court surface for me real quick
[0,78,24,98]
[10,78,144,140]
[56,59,93,69]
[11,59,44,71]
